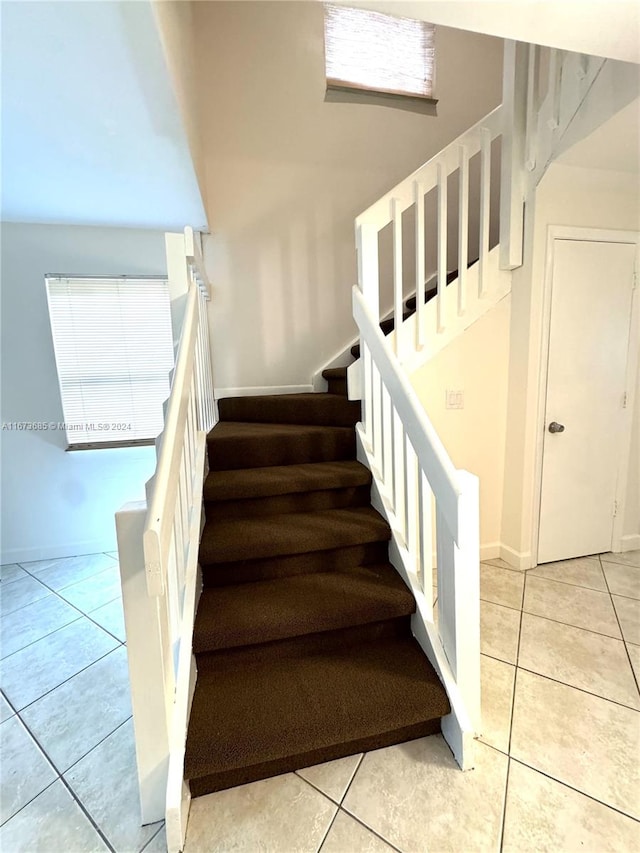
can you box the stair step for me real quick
[202,541,390,587]
[193,564,414,654]
[206,484,371,520]
[185,635,450,795]
[218,393,360,427]
[199,506,390,566]
[204,460,371,519]
[207,421,356,470]
[322,367,348,396]
[204,460,370,502]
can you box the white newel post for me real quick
[499,40,528,271]
[437,471,481,733]
[116,502,171,825]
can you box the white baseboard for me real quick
[2,540,117,565]
[479,542,502,561]
[499,544,533,571]
[216,385,313,399]
[619,534,640,552]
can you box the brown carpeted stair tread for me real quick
[204,460,370,502]
[203,541,390,587]
[199,506,390,566]
[322,366,348,396]
[191,386,450,798]
[185,635,450,794]
[218,393,360,427]
[193,563,415,653]
[207,421,356,470]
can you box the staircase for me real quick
[184,384,450,797]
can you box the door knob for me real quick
[548,421,565,434]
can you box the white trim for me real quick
[216,385,313,399]
[531,226,640,566]
[3,541,118,565]
[619,534,640,552]
[356,427,477,770]
[479,542,502,561]
[500,543,533,571]
[165,432,205,853]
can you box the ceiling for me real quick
[1,0,207,230]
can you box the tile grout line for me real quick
[2,710,117,852]
[338,753,364,806]
[335,753,406,853]
[508,754,640,824]
[337,806,405,853]
[518,605,622,642]
[9,644,126,717]
[2,587,125,663]
[598,555,640,700]
[496,567,527,850]
[498,757,512,852]
[138,823,166,852]
[516,664,640,712]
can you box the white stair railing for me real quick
[353,288,480,767]
[115,227,215,853]
[350,41,612,767]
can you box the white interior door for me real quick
[538,238,636,564]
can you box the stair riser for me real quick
[201,540,390,586]
[205,485,371,521]
[190,720,441,797]
[195,617,412,671]
[218,395,361,428]
[208,430,356,471]
[326,377,347,396]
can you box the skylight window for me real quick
[324,4,436,100]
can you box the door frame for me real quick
[531,225,639,565]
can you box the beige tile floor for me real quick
[1,550,639,852]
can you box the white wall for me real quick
[0,223,168,563]
[502,163,640,565]
[410,296,511,554]
[332,1,640,64]
[151,0,207,213]
[194,1,503,391]
[1,0,206,230]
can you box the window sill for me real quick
[325,83,438,115]
[66,439,156,452]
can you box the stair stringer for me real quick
[355,427,478,771]
[347,245,512,399]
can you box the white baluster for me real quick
[404,436,418,567]
[392,408,406,543]
[392,198,404,359]
[363,343,373,450]
[414,181,426,350]
[479,128,491,297]
[419,469,434,620]
[382,384,393,495]
[436,161,447,332]
[357,223,380,320]
[457,146,469,316]
[499,40,528,270]
[373,364,383,476]
[525,44,539,171]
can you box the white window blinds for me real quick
[324,4,435,99]
[45,276,174,447]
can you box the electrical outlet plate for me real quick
[446,389,464,409]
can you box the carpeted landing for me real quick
[185,372,450,798]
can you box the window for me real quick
[45,276,174,449]
[324,4,435,101]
